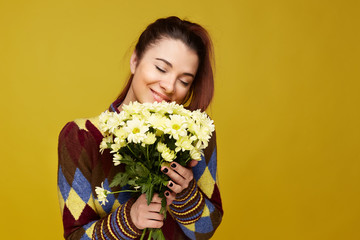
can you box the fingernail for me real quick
[169,182,173,187]
[162,168,168,173]
[165,192,169,196]
[171,163,176,168]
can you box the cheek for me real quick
[132,68,156,89]
[175,86,191,102]
[140,65,159,83]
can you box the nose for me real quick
[159,76,176,94]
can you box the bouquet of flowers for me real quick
[95,101,215,240]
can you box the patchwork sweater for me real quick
[57,100,223,239]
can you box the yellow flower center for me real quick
[133,128,140,134]
[172,124,180,130]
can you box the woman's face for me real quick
[123,38,199,106]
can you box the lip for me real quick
[150,89,171,102]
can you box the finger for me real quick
[148,202,162,213]
[164,191,176,206]
[170,162,193,183]
[138,201,161,214]
[151,193,162,203]
[137,194,161,211]
[162,166,185,186]
[167,180,182,194]
[188,160,199,168]
[143,219,164,229]
[145,212,165,221]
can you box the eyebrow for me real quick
[155,58,195,78]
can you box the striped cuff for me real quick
[93,198,142,240]
[169,179,205,225]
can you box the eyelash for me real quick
[156,65,190,87]
[156,66,166,73]
[180,80,189,86]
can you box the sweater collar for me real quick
[109,98,122,113]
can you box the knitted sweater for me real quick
[57,100,223,240]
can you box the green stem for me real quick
[109,189,140,194]
[126,144,136,157]
[146,145,149,162]
[148,229,153,240]
[158,155,162,172]
[140,228,147,240]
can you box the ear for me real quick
[130,51,138,74]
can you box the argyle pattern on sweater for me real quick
[57,108,223,239]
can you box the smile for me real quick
[151,89,171,102]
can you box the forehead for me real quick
[141,38,199,72]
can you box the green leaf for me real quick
[146,183,154,205]
[140,177,152,195]
[161,197,167,217]
[153,174,165,186]
[134,162,150,177]
[162,179,169,187]
[110,172,129,187]
[127,179,137,187]
[122,154,135,163]
[120,159,134,165]
[152,229,165,240]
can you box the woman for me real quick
[58,16,223,240]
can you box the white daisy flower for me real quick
[95,182,110,206]
[125,117,149,144]
[175,136,194,152]
[157,142,168,153]
[110,143,122,153]
[147,113,167,131]
[99,111,114,133]
[142,132,157,145]
[123,101,143,115]
[161,149,176,162]
[190,148,202,161]
[99,135,113,153]
[112,153,123,166]
[164,114,188,140]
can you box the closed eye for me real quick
[155,65,166,73]
[179,79,190,86]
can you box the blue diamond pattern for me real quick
[80,221,96,240]
[208,147,217,181]
[116,185,132,204]
[193,155,207,181]
[72,168,92,203]
[195,215,214,233]
[205,198,215,213]
[83,221,96,230]
[179,224,196,239]
[58,166,71,201]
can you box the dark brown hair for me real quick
[116,16,214,111]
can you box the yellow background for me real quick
[1,0,359,239]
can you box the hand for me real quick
[161,160,199,205]
[130,193,164,230]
